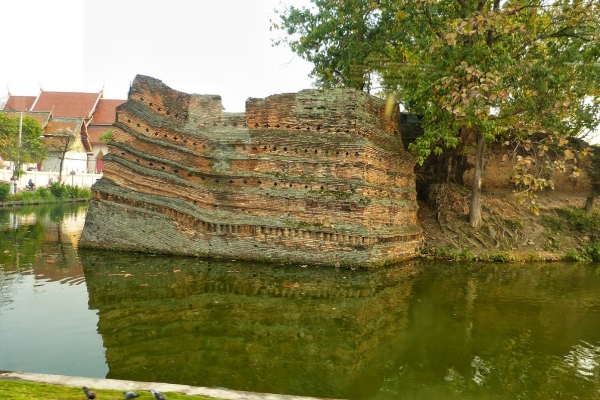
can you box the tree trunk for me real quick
[586,195,594,216]
[470,133,485,228]
[58,154,65,183]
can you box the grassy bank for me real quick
[418,184,600,263]
[0,380,216,400]
[0,182,91,205]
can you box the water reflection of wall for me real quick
[1,203,88,283]
[81,251,421,399]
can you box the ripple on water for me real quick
[563,340,600,381]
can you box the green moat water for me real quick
[1,204,600,399]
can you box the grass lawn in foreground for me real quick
[0,380,218,400]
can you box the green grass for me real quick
[0,380,218,400]
[421,246,475,262]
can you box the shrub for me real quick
[487,252,515,262]
[565,241,600,262]
[557,208,600,237]
[0,183,10,202]
[20,191,35,204]
[35,187,52,200]
[49,182,68,198]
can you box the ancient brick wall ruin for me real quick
[79,75,422,267]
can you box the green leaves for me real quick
[276,0,600,217]
[0,113,47,168]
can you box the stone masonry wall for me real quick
[80,75,422,267]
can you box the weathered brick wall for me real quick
[80,75,422,267]
[463,143,593,193]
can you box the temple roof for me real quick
[87,125,111,144]
[2,95,37,111]
[32,91,102,118]
[91,99,126,125]
[0,110,51,128]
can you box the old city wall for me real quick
[80,75,422,267]
[473,143,592,194]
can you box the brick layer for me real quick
[80,75,422,267]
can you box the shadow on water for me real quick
[80,249,420,399]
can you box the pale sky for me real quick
[0,0,314,112]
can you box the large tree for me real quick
[274,0,395,90]
[0,113,47,173]
[276,0,600,227]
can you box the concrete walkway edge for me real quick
[0,371,345,400]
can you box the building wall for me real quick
[80,75,422,267]
[41,150,89,176]
[0,169,102,189]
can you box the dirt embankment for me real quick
[418,183,597,262]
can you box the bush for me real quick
[0,181,90,204]
[35,187,52,199]
[49,182,68,198]
[486,252,515,262]
[557,208,600,237]
[19,191,35,204]
[49,182,91,199]
[0,183,10,202]
[565,241,600,262]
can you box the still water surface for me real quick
[1,204,600,399]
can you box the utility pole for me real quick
[18,111,22,170]
[13,112,23,184]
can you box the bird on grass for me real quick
[82,386,97,400]
[123,391,140,399]
[150,390,167,400]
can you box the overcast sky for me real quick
[0,0,313,112]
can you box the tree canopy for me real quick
[0,113,47,171]
[275,0,600,226]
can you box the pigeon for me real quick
[150,390,167,400]
[123,392,140,399]
[82,386,97,400]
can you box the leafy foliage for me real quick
[274,0,391,90]
[275,0,600,226]
[48,182,90,199]
[99,129,114,143]
[0,182,10,202]
[557,207,600,237]
[0,183,91,203]
[0,113,47,169]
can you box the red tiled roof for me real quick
[87,125,112,144]
[92,99,125,124]
[44,118,82,135]
[0,110,51,128]
[3,95,36,111]
[42,118,82,151]
[32,91,101,118]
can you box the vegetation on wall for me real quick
[99,129,114,143]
